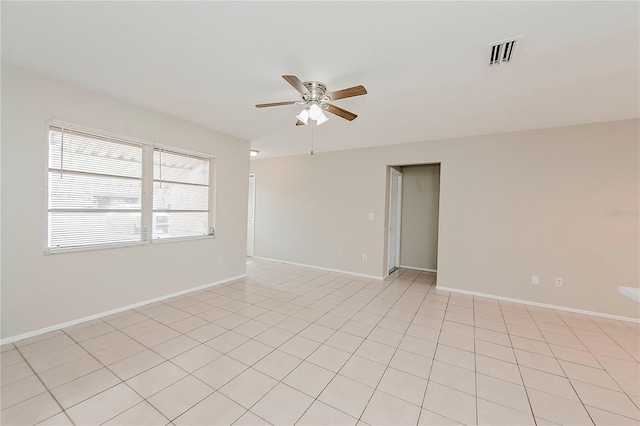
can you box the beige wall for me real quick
[1,65,250,339]
[400,165,440,270]
[251,119,640,318]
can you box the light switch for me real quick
[368,213,374,220]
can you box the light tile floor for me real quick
[2,259,639,425]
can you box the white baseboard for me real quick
[400,265,437,273]
[253,256,383,281]
[1,274,248,345]
[437,285,640,324]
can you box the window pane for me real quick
[152,212,208,239]
[152,181,208,211]
[153,150,209,185]
[152,148,210,240]
[48,126,144,250]
[49,172,141,210]
[49,212,142,248]
[49,128,142,178]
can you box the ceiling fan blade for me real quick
[326,85,367,101]
[255,101,297,108]
[323,103,358,121]
[283,75,310,95]
[295,120,306,126]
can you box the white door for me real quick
[247,174,256,256]
[388,168,403,273]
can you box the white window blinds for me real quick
[48,126,144,249]
[47,123,214,252]
[153,149,210,239]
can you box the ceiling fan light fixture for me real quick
[296,109,309,124]
[316,112,329,125]
[308,103,322,120]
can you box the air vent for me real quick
[487,36,522,67]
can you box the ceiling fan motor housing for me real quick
[302,81,330,104]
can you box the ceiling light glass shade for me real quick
[296,109,309,124]
[316,112,329,125]
[250,150,259,157]
[308,104,322,120]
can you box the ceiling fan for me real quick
[255,75,367,126]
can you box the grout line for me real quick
[102,266,314,422]
[345,273,421,424]
[535,310,598,425]
[47,294,266,423]
[144,264,394,423]
[58,327,174,425]
[561,318,640,412]
[246,263,640,423]
[499,296,538,426]
[416,276,451,425]
[256,270,408,424]
[473,292,479,426]
[267,268,431,424]
[12,345,77,426]
[515,301,632,424]
[548,310,633,424]
[9,261,640,425]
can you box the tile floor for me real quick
[1,259,639,425]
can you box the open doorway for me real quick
[247,173,256,257]
[387,164,441,275]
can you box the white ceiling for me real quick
[3,1,638,158]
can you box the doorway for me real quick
[390,163,440,274]
[247,173,256,257]
[388,168,403,274]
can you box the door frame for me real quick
[247,173,256,257]
[388,168,403,274]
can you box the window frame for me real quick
[45,120,216,254]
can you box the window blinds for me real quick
[47,124,214,251]
[48,126,144,249]
[152,149,210,239]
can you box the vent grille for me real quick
[487,37,520,67]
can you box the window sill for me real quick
[150,235,215,245]
[45,235,215,255]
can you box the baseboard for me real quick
[400,265,437,273]
[253,256,384,281]
[1,273,248,345]
[437,286,640,324]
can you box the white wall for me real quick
[1,65,250,339]
[400,165,440,270]
[251,119,640,319]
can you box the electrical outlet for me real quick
[218,257,223,266]
[362,253,368,261]
[531,275,539,285]
[555,277,563,287]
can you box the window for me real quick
[153,149,210,239]
[47,123,214,252]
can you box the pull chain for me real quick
[311,122,314,156]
